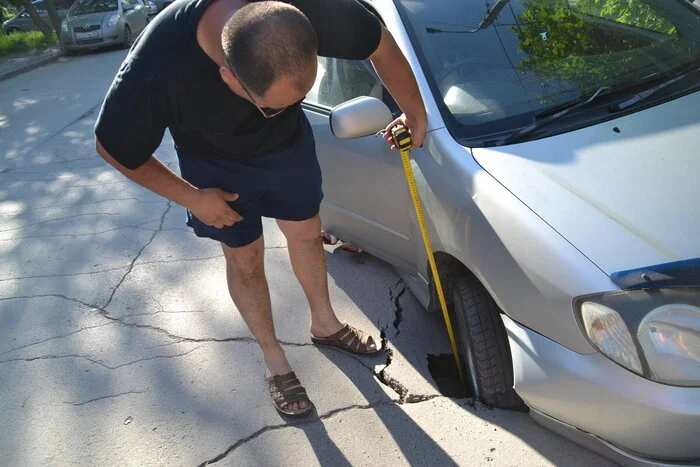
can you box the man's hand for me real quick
[95,141,243,229]
[383,113,426,150]
[370,26,428,151]
[189,188,243,229]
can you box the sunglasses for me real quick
[234,70,287,119]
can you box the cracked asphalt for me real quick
[0,49,613,466]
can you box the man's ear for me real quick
[219,66,236,87]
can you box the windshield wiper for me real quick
[426,0,510,34]
[610,65,700,111]
[499,63,700,145]
[498,86,611,145]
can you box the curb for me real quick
[0,50,63,83]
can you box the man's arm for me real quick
[96,139,242,228]
[369,25,427,149]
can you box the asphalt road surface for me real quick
[0,47,613,466]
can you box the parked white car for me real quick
[59,0,148,54]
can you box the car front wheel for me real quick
[452,274,524,409]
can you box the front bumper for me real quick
[60,26,123,51]
[503,314,700,464]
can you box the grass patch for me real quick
[0,31,56,57]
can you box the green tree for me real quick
[0,0,16,22]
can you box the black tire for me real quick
[6,27,22,34]
[59,41,76,56]
[121,25,132,49]
[452,274,524,409]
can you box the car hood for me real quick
[66,11,116,22]
[472,91,700,276]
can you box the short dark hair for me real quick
[222,2,318,97]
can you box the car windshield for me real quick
[396,0,700,143]
[70,0,117,15]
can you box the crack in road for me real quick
[0,353,105,366]
[0,292,313,358]
[64,390,148,406]
[0,321,116,357]
[0,196,164,215]
[196,394,446,465]
[102,201,172,309]
[0,348,201,370]
[374,331,410,402]
[0,293,100,307]
[0,267,129,283]
[4,186,437,450]
[1,225,157,240]
[2,156,106,172]
[21,103,101,159]
[195,402,388,466]
[0,212,128,233]
[371,280,414,402]
[389,281,408,337]
[119,309,207,318]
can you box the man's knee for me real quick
[222,240,264,279]
[278,215,321,244]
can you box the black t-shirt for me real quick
[95,0,381,170]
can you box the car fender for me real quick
[411,128,614,354]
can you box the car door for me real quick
[303,57,417,272]
[12,9,33,31]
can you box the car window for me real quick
[397,0,700,143]
[305,58,384,109]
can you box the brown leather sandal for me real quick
[321,231,338,245]
[311,324,381,355]
[266,372,313,418]
[339,242,363,254]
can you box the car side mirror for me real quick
[329,96,393,139]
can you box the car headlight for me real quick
[576,287,700,386]
[107,13,119,27]
[61,21,69,32]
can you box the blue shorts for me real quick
[177,117,323,248]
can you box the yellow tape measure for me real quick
[391,125,467,389]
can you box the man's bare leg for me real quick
[277,214,377,351]
[221,236,307,411]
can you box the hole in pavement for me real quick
[427,353,471,398]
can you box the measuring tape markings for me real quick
[391,125,468,389]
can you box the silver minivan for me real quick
[303,0,700,464]
[59,0,148,53]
